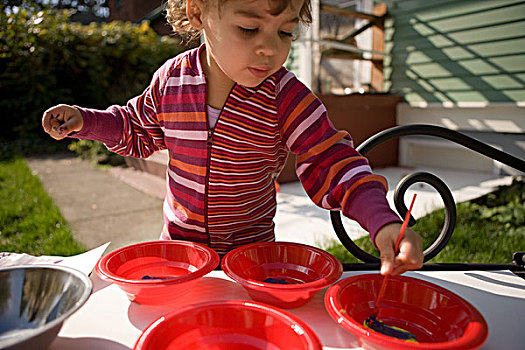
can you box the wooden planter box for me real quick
[277,94,402,183]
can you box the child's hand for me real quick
[42,104,83,140]
[374,223,423,276]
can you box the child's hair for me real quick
[166,0,312,42]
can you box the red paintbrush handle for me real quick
[394,194,417,254]
[373,193,417,315]
[373,275,390,315]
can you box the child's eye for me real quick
[239,27,258,35]
[280,26,300,40]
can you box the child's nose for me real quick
[255,34,278,57]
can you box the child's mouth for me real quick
[249,67,270,78]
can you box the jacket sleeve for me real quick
[276,71,401,244]
[72,59,175,158]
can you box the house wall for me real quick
[107,0,172,35]
[384,0,524,174]
[107,0,158,22]
[384,0,525,104]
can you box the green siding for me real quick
[384,0,525,104]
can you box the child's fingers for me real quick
[391,257,421,275]
[58,118,80,136]
[376,225,423,276]
[42,105,82,139]
[391,232,423,275]
[42,113,65,140]
[43,106,67,132]
[374,223,399,275]
[391,261,422,275]
[379,245,395,275]
[50,118,60,133]
[42,110,57,133]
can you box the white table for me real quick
[49,270,525,350]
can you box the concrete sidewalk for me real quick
[27,154,164,253]
[26,153,514,253]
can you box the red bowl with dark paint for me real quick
[324,274,488,350]
[95,240,219,304]
[222,241,343,308]
[134,300,323,350]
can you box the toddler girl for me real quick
[42,0,422,275]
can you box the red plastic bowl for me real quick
[222,241,343,308]
[134,300,323,350]
[324,274,488,350]
[95,240,219,304]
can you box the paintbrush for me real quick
[364,193,418,341]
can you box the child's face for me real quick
[200,0,304,87]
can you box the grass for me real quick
[0,156,86,256]
[324,177,525,264]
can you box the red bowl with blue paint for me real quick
[324,274,488,350]
[222,241,343,308]
[133,300,323,350]
[95,240,219,304]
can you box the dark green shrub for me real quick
[0,8,184,158]
[68,138,125,165]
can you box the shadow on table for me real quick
[127,275,361,349]
[50,336,129,350]
[465,271,525,290]
[409,271,525,350]
[289,288,360,349]
[91,278,112,294]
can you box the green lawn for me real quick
[0,156,86,256]
[324,177,525,264]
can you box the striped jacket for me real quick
[76,45,400,254]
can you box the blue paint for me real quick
[141,275,169,280]
[364,315,418,342]
[263,277,289,284]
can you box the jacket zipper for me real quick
[204,126,213,247]
[204,84,236,249]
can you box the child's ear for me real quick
[186,0,205,30]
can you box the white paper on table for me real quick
[0,242,110,276]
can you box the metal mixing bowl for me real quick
[0,265,92,350]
